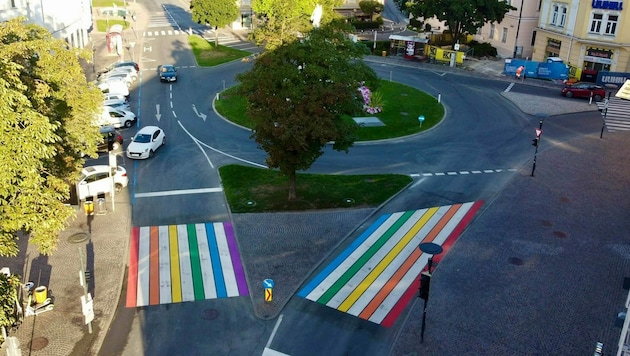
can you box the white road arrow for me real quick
[155,104,161,122]
[192,104,207,122]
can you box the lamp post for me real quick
[601,83,619,139]
[418,242,443,343]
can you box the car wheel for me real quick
[565,91,573,98]
[124,121,133,128]
[149,149,154,158]
[112,142,121,151]
[115,183,123,194]
[594,94,603,101]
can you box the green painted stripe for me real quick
[317,210,416,304]
[186,224,205,301]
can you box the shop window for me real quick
[502,28,508,43]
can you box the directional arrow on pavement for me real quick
[156,104,161,122]
[192,104,207,122]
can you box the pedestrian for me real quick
[516,65,525,80]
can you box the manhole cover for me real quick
[201,308,219,320]
[553,230,568,238]
[29,337,49,350]
[68,232,89,244]
[508,257,524,266]
[541,220,553,227]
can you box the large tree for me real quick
[236,23,379,200]
[0,18,103,256]
[190,0,240,47]
[407,0,515,47]
[251,0,343,51]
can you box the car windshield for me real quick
[134,134,152,143]
[161,66,174,73]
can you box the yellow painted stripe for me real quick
[338,207,439,312]
[169,225,182,303]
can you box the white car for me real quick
[98,106,136,129]
[99,66,138,81]
[104,100,131,111]
[98,80,129,97]
[97,73,134,88]
[126,126,166,159]
[77,165,128,201]
[103,93,128,102]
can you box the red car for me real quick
[561,82,606,101]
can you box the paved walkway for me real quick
[2,11,628,356]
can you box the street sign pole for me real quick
[531,120,544,177]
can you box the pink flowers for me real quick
[358,83,382,114]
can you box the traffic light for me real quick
[531,138,539,147]
[419,272,431,300]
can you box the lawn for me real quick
[220,165,412,213]
[215,79,444,141]
[188,35,251,67]
[92,0,127,7]
[95,20,130,32]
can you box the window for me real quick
[590,13,603,32]
[605,15,618,35]
[589,13,619,36]
[531,31,537,46]
[489,24,495,39]
[552,4,559,24]
[551,3,568,27]
[559,6,567,27]
[502,28,508,43]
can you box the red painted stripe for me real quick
[381,201,484,327]
[126,226,140,308]
[149,226,160,305]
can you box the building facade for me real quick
[0,0,92,49]
[533,0,629,77]
[474,0,541,59]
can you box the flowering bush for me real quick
[358,83,383,114]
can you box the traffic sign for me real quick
[535,128,542,138]
[265,288,272,302]
[262,279,274,288]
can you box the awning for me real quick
[389,35,429,43]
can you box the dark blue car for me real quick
[158,64,177,82]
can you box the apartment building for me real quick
[533,0,629,76]
[474,0,541,59]
[0,0,92,49]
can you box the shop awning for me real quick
[389,35,429,43]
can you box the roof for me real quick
[389,34,429,43]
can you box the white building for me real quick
[0,0,93,49]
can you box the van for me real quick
[546,57,564,64]
[97,106,136,128]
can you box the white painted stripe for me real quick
[326,210,426,309]
[214,222,239,297]
[262,347,291,356]
[347,207,449,316]
[137,226,151,307]
[471,170,482,174]
[422,173,433,176]
[135,187,223,198]
[435,172,445,176]
[483,170,494,173]
[370,202,474,323]
[177,224,195,302]
[168,30,173,35]
[410,173,420,177]
[158,225,172,304]
[459,171,470,174]
[161,30,166,35]
[305,212,404,301]
[446,172,457,175]
[195,223,217,299]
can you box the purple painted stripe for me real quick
[223,221,249,295]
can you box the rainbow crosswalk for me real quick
[126,222,249,308]
[297,201,483,327]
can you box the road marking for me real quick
[135,187,223,198]
[504,82,515,92]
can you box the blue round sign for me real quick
[262,279,274,288]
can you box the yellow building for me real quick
[533,0,630,78]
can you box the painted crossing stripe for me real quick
[297,201,483,326]
[126,222,249,307]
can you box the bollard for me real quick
[437,93,441,103]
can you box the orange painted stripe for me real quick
[125,226,140,307]
[149,226,160,305]
[358,204,461,320]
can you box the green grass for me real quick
[188,35,251,67]
[215,80,444,141]
[95,20,130,32]
[220,165,412,213]
[92,0,127,7]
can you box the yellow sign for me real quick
[265,288,272,302]
[616,79,630,101]
[426,45,465,64]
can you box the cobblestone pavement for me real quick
[2,11,628,356]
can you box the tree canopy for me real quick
[407,0,515,47]
[190,0,240,46]
[0,18,103,256]
[251,0,343,51]
[236,23,379,200]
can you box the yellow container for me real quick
[34,286,47,304]
[382,50,387,57]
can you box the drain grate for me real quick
[68,232,89,244]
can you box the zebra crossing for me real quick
[125,222,249,308]
[297,201,483,327]
[596,97,630,132]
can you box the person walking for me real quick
[516,65,525,80]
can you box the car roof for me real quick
[137,126,161,134]
[99,126,117,133]
[82,165,126,174]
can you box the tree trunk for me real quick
[288,170,297,201]
[214,27,219,47]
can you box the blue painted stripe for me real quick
[130,69,142,206]
[297,213,391,298]
[206,223,227,298]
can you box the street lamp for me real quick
[418,242,443,343]
[601,83,619,139]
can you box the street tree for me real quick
[251,0,343,51]
[406,0,515,47]
[236,23,379,201]
[190,0,240,47]
[359,0,384,20]
[0,18,103,256]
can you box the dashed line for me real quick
[504,83,515,92]
[411,168,517,177]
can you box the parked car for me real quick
[98,80,129,97]
[98,126,123,152]
[77,165,128,200]
[97,106,136,128]
[104,61,139,72]
[126,126,166,159]
[561,82,606,101]
[104,100,131,111]
[97,72,134,88]
[103,93,128,103]
[157,64,177,82]
[98,67,138,82]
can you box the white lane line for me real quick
[504,82,515,92]
[135,187,223,198]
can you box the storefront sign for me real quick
[592,0,623,10]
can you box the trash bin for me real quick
[96,198,106,215]
[84,201,94,216]
[382,50,387,57]
[34,286,47,304]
